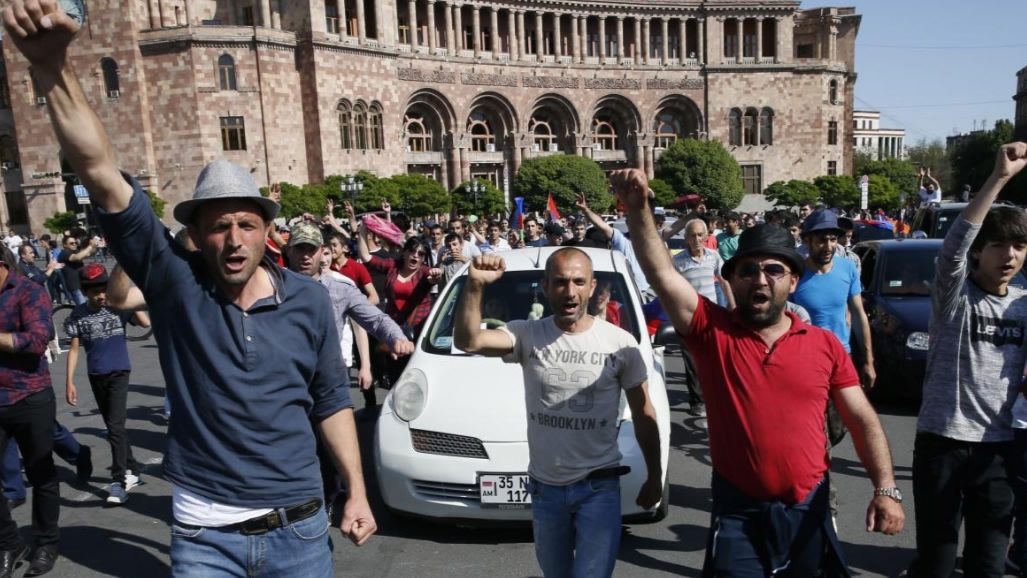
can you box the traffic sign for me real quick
[859,175,869,211]
[74,184,90,205]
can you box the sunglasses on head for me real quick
[737,262,790,280]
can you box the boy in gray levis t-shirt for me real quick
[908,143,1027,577]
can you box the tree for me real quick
[763,179,820,208]
[856,157,918,199]
[655,138,743,210]
[867,174,900,210]
[949,119,1017,199]
[513,154,611,216]
[647,178,677,208]
[905,139,952,192]
[451,179,505,217]
[145,189,166,219]
[387,173,450,218]
[43,211,79,234]
[813,175,859,209]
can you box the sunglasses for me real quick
[737,262,790,281]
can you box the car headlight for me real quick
[392,368,427,422]
[906,332,930,351]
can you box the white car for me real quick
[375,247,673,524]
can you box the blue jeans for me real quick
[1011,428,1027,570]
[528,476,622,578]
[1,421,83,500]
[170,507,333,578]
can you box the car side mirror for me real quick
[653,322,679,347]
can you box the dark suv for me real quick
[909,202,968,239]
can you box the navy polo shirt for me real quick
[95,177,351,508]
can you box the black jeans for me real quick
[0,388,59,549]
[680,345,704,406]
[88,371,140,483]
[909,431,1013,578]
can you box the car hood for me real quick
[405,354,531,443]
[876,295,931,332]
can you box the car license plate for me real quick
[479,473,531,508]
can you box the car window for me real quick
[880,249,936,296]
[859,248,877,292]
[932,210,962,239]
[424,271,641,354]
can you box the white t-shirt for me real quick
[499,317,647,485]
[4,235,22,250]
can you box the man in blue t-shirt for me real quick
[64,264,150,505]
[790,209,875,388]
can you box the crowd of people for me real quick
[4,2,1027,578]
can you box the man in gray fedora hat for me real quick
[2,2,375,575]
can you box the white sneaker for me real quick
[106,482,128,505]
[124,471,141,492]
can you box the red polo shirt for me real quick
[683,298,859,504]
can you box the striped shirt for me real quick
[672,247,723,302]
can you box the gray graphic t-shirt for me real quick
[501,317,647,485]
[918,216,1027,442]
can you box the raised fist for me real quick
[3,0,82,69]
[468,254,506,286]
[608,169,651,212]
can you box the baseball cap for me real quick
[288,222,324,247]
[801,209,845,236]
[80,263,109,287]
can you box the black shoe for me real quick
[0,543,28,578]
[76,446,93,484]
[24,546,57,577]
[5,498,24,511]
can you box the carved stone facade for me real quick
[0,0,860,232]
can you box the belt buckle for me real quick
[240,511,278,536]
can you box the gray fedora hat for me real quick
[173,160,280,225]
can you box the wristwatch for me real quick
[873,487,903,503]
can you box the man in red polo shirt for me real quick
[611,167,905,576]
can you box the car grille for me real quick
[410,429,489,459]
[412,480,479,502]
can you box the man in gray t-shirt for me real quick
[454,248,662,578]
[908,143,1027,577]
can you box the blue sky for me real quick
[849,0,1027,144]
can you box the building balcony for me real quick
[584,56,600,65]
[459,49,474,58]
[592,149,627,162]
[541,54,555,63]
[405,151,444,165]
[138,25,298,47]
[468,150,506,164]
[522,54,538,62]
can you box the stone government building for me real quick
[0,0,859,232]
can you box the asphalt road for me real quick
[15,337,961,577]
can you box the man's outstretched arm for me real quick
[4,0,133,213]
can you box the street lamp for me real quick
[468,180,485,215]
[340,175,363,201]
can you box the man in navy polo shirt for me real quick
[612,167,905,575]
[5,5,375,576]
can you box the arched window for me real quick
[338,100,352,149]
[405,114,431,152]
[353,101,368,149]
[592,116,618,150]
[654,111,681,149]
[218,54,237,91]
[743,108,758,146]
[728,108,741,146]
[368,103,384,150]
[829,79,839,105]
[100,58,120,97]
[530,118,555,152]
[0,135,18,168]
[468,112,495,152]
[759,108,774,146]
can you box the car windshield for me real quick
[931,210,962,239]
[879,248,939,296]
[424,270,641,355]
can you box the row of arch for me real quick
[348,89,703,154]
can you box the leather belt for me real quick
[586,465,630,480]
[227,499,323,536]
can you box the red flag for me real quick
[546,193,562,221]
